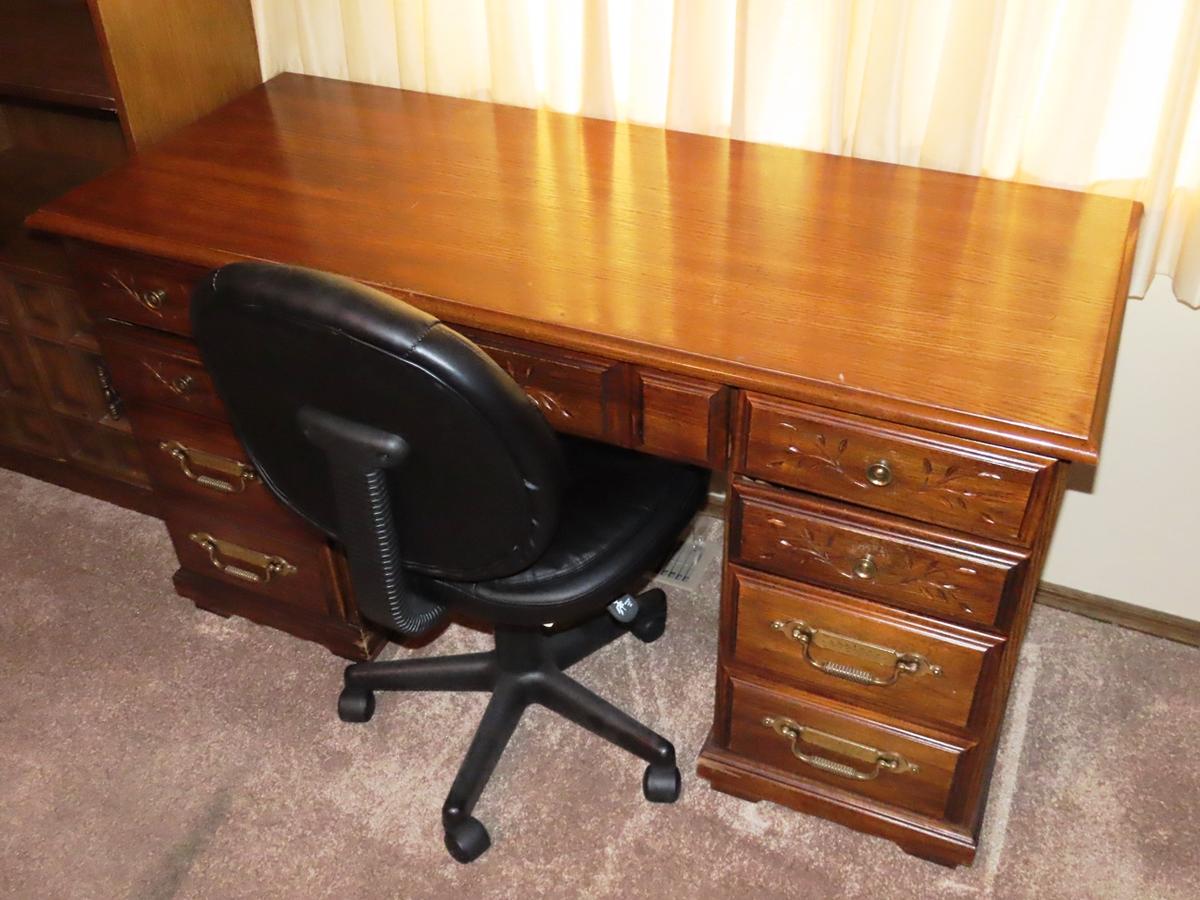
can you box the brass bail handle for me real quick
[761,716,918,781]
[770,619,942,687]
[160,441,257,494]
[189,532,296,584]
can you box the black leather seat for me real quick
[192,263,706,863]
[414,436,703,624]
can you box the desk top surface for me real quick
[31,74,1140,462]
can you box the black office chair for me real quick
[192,263,706,862]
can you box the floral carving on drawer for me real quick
[103,270,171,316]
[746,412,1042,541]
[732,487,1023,626]
[500,358,575,423]
[754,516,981,608]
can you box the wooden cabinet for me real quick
[0,0,259,510]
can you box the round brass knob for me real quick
[170,374,195,395]
[852,556,877,579]
[138,288,167,310]
[866,460,892,487]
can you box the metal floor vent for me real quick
[656,514,722,591]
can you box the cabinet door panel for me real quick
[0,329,42,403]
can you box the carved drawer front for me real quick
[99,326,227,422]
[0,329,42,404]
[727,675,972,820]
[464,329,629,444]
[730,480,1026,629]
[127,402,315,535]
[163,499,340,617]
[729,567,1002,732]
[73,244,202,336]
[737,394,1054,545]
[635,369,729,466]
[0,400,63,457]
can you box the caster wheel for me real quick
[337,688,375,723]
[445,816,491,863]
[631,614,666,644]
[643,763,682,803]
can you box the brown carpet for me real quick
[2,468,1198,899]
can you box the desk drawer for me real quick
[463,329,629,443]
[125,403,313,531]
[634,369,728,466]
[736,394,1053,545]
[727,675,971,820]
[163,499,339,618]
[73,245,201,336]
[729,567,1002,731]
[730,480,1025,628]
[99,327,227,422]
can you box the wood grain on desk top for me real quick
[28,74,1141,463]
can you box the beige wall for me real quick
[1044,274,1200,620]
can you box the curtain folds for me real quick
[251,0,1200,307]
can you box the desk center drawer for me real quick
[731,480,1026,628]
[461,329,629,444]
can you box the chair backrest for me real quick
[191,262,566,584]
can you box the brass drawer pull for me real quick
[160,441,257,493]
[189,532,296,584]
[770,619,942,686]
[865,459,892,486]
[762,716,918,780]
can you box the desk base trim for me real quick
[173,569,385,661]
[697,732,977,868]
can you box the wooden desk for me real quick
[29,74,1140,867]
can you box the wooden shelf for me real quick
[0,0,116,112]
[0,146,108,281]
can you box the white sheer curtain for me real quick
[251,0,1200,307]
